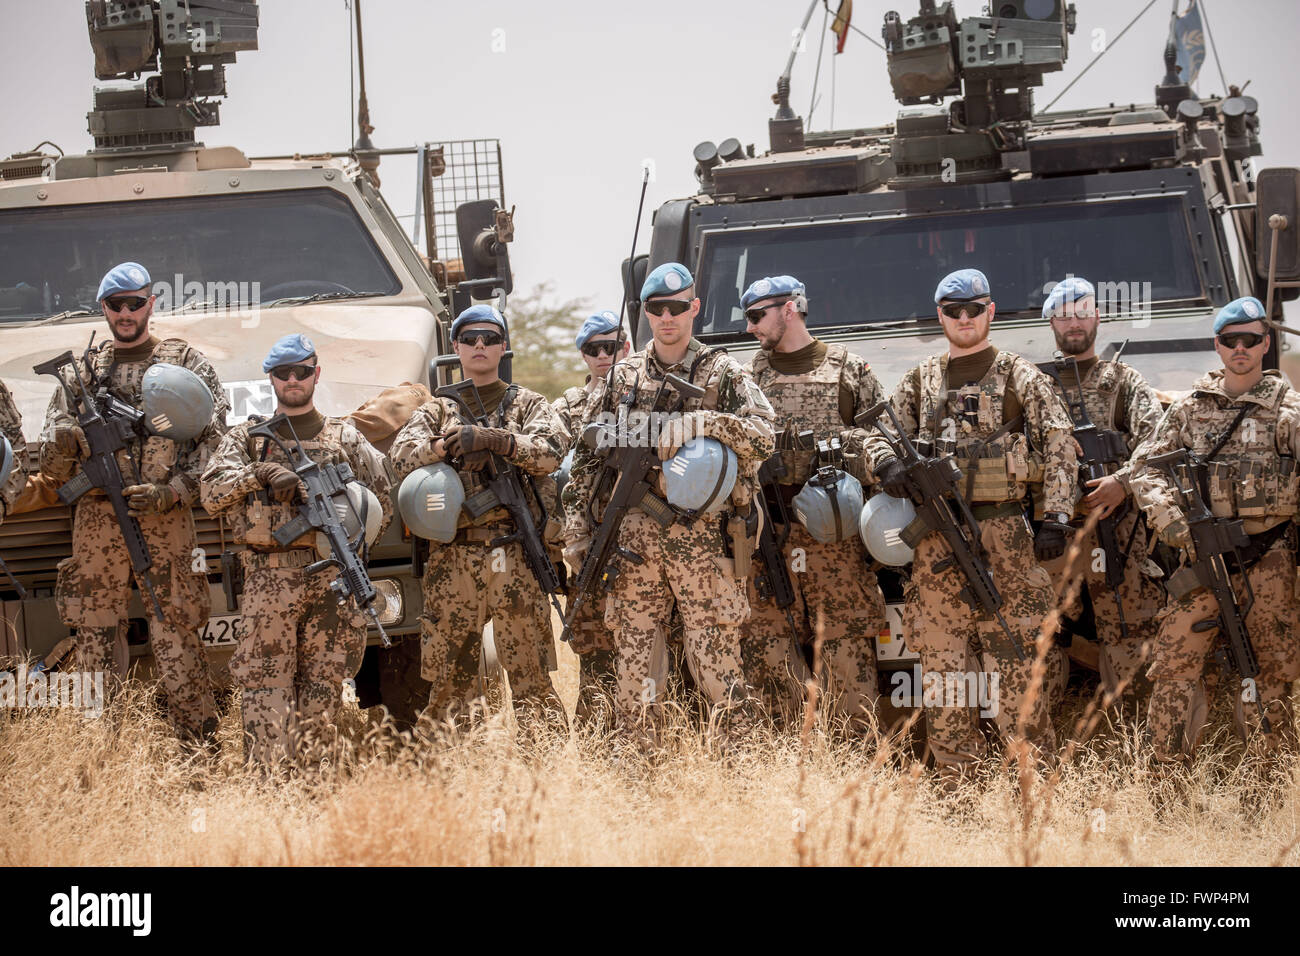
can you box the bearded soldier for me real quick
[739,275,887,731]
[865,268,1077,783]
[1036,277,1164,705]
[390,304,568,729]
[553,310,631,726]
[38,262,227,745]
[562,262,774,750]
[201,334,393,768]
[1129,296,1300,769]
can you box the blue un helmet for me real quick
[0,434,12,494]
[141,363,215,441]
[663,438,737,514]
[316,482,383,559]
[793,468,864,544]
[398,463,465,542]
[859,491,918,566]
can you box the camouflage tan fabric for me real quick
[562,340,775,742]
[201,414,393,767]
[1039,358,1163,702]
[389,384,567,725]
[552,380,616,725]
[744,344,887,729]
[905,514,1058,771]
[38,336,227,742]
[1129,368,1300,762]
[742,522,884,730]
[865,349,1078,516]
[0,379,27,518]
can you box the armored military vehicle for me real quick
[0,1,515,722]
[628,0,1300,679]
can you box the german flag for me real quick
[830,0,852,54]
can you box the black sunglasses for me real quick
[457,329,505,347]
[581,339,623,357]
[270,363,318,382]
[105,295,149,313]
[940,300,989,320]
[744,299,791,324]
[1217,331,1266,350]
[644,299,693,317]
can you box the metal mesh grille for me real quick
[425,139,504,262]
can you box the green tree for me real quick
[504,281,593,400]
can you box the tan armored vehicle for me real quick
[0,1,513,722]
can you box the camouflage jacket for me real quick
[552,380,596,449]
[200,415,394,546]
[562,339,776,541]
[1038,357,1162,511]
[389,383,568,530]
[748,343,886,486]
[864,348,1078,516]
[0,379,27,516]
[38,336,229,506]
[1130,369,1300,536]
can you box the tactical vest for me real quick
[751,344,853,485]
[452,384,549,530]
[1195,392,1300,531]
[90,337,195,486]
[1036,358,1130,517]
[237,417,353,549]
[915,350,1038,504]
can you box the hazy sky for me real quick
[3,0,1297,318]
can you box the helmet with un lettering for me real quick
[398,462,464,542]
[663,438,737,514]
[859,492,918,566]
[553,448,575,501]
[141,363,214,441]
[315,481,383,558]
[0,435,12,495]
[793,468,864,544]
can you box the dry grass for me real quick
[2,637,1298,867]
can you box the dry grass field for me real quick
[2,632,1298,867]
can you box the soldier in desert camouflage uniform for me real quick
[202,333,393,767]
[390,305,567,729]
[552,311,631,726]
[1036,277,1164,705]
[865,269,1077,781]
[39,262,226,744]
[562,262,774,747]
[1129,297,1300,766]
[739,275,887,731]
[0,378,26,521]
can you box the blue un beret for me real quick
[640,262,694,302]
[97,262,152,301]
[262,333,317,373]
[451,304,507,340]
[740,275,807,310]
[576,310,621,348]
[1042,276,1096,319]
[1213,296,1267,333]
[934,268,991,304]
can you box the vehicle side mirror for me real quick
[622,254,650,343]
[455,199,513,299]
[1255,167,1300,283]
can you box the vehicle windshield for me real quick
[695,196,1204,336]
[0,188,401,321]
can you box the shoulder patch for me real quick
[746,379,774,414]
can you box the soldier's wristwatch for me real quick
[1044,511,1071,526]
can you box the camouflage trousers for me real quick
[1043,509,1162,702]
[230,553,368,767]
[420,538,565,727]
[604,509,759,742]
[741,522,884,731]
[1146,541,1299,764]
[564,582,617,728]
[904,513,1058,772]
[59,496,215,741]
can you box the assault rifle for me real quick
[1037,345,1133,642]
[859,400,1022,658]
[247,414,391,648]
[1146,448,1271,733]
[33,335,163,620]
[561,371,705,643]
[435,379,568,628]
[754,437,806,642]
